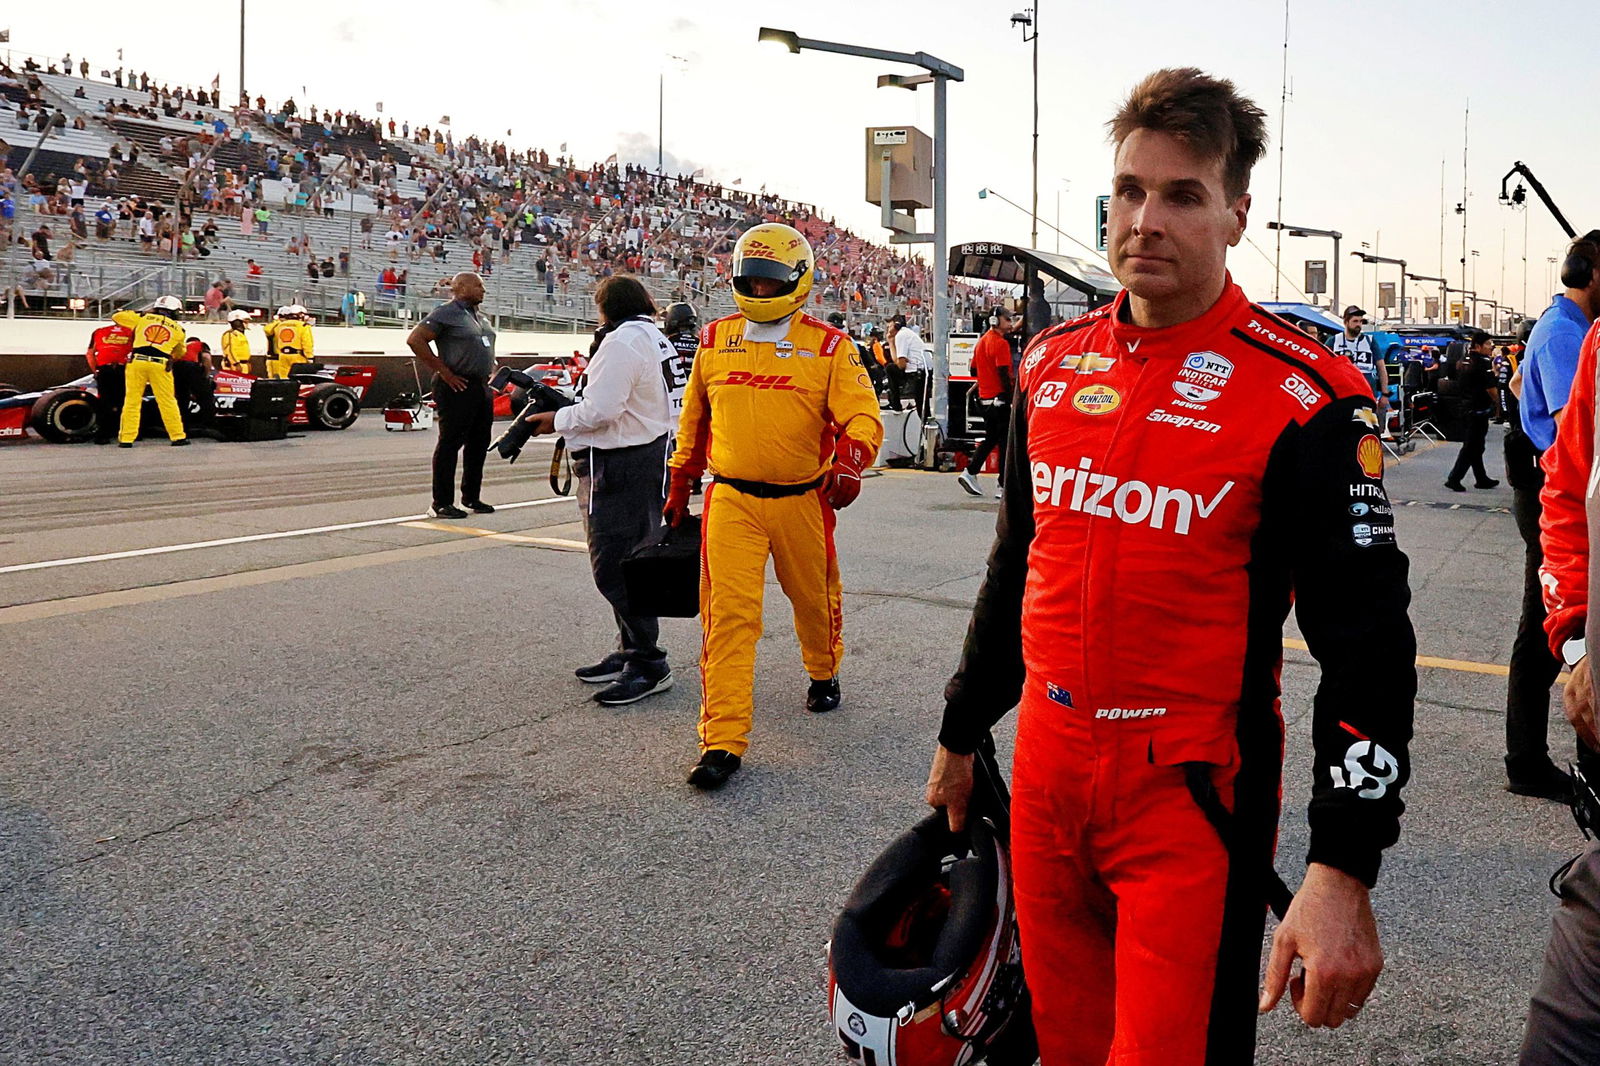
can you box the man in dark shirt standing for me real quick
[1445,329,1503,492]
[407,272,497,519]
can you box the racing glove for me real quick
[663,468,695,527]
[825,436,873,510]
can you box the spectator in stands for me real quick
[245,258,263,301]
[306,260,320,285]
[30,224,52,260]
[203,282,227,320]
[253,204,270,236]
[319,257,335,279]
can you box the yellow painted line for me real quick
[401,521,587,552]
[1283,637,1526,680]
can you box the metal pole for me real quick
[658,72,664,174]
[1030,10,1038,249]
[1331,234,1340,315]
[239,0,246,106]
[932,73,949,436]
[1399,263,1406,325]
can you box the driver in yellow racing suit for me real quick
[664,222,883,789]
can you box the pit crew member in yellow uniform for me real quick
[664,222,883,790]
[112,294,189,446]
[220,309,253,372]
[267,305,314,378]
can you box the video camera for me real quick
[486,365,575,463]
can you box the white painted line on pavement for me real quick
[0,496,575,575]
[400,521,588,551]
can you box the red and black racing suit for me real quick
[938,277,1417,1065]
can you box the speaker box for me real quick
[249,379,299,417]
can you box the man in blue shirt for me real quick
[1507,230,1600,799]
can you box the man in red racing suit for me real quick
[925,69,1416,1065]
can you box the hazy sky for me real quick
[6,1,1591,318]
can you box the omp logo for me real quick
[1095,706,1167,721]
[722,371,801,391]
[1035,381,1069,408]
[1281,374,1321,410]
[1031,457,1235,535]
[1245,317,1324,361]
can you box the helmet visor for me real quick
[735,255,803,283]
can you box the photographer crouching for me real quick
[521,276,689,706]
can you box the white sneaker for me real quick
[994,486,1004,499]
[956,471,982,496]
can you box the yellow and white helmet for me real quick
[731,222,814,323]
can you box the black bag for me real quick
[621,515,701,618]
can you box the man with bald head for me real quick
[408,272,498,518]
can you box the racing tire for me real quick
[30,388,99,443]
[304,383,360,430]
[0,382,19,400]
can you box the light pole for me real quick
[658,54,688,175]
[1457,288,1478,327]
[1406,272,1450,325]
[758,27,963,436]
[1267,221,1341,310]
[1053,177,1069,254]
[239,0,246,106]
[1010,8,1038,248]
[1352,251,1407,324]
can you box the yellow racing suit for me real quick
[220,327,253,373]
[111,310,187,443]
[670,311,883,757]
[267,320,314,378]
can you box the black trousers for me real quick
[1506,431,1565,778]
[431,376,492,507]
[888,367,927,417]
[1447,411,1492,484]
[170,360,214,428]
[966,399,1010,483]
[1520,842,1600,1065]
[574,435,669,668]
[92,363,125,443]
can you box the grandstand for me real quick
[1,52,993,333]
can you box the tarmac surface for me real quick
[0,419,1580,1065]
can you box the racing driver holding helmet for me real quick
[924,68,1417,1063]
[665,222,882,790]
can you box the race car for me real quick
[0,363,377,443]
[491,356,584,419]
[212,363,376,431]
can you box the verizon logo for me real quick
[1031,458,1234,535]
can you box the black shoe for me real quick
[595,666,673,706]
[428,504,468,519]
[170,438,190,447]
[1507,764,1575,802]
[806,677,841,713]
[575,652,629,685]
[117,442,133,448]
[1444,480,1466,493]
[687,749,742,790]
[1475,478,1501,489]
[464,500,496,514]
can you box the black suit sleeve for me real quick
[1287,396,1417,887]
[938,392,1035,755]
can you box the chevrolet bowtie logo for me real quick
[1352,407,1381,429]
[1067,352,1117,374]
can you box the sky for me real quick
[5,0,1594,321]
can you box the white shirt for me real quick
[895,327,929,372]
[554,318,679,450]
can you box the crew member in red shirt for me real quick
[956,306,1018,497]
[86,321,133,445]
[924,68,1416,1063]
[171,335,215,430]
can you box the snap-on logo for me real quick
[1095,706,1167,720]
[1147,409,1222,434]
[722,371,802,391]
[1031,457,1235,535]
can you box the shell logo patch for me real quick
[1356,434,1384,478]
[1072,385,1121,415]
[144,324,173,345]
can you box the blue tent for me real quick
[1257,302,1344,333]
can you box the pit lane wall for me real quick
[0,320,593,404]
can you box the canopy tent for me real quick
[947,242,1121,302]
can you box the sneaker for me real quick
[171,438,190,447]
[595,667,673,706]
[575,652,629,685]
[687,749,742,790]
[956,471,982,496]
[994,486,1004,499]
[1507,764,1575,803]
[464,500,496,514]
[1443,481,1466,493]
[1474,478,1501,489]
[806,677,842,713]
[428,504,468,519]
[117,442,133,448]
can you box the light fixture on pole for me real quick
[658,54,688,175]
[1009,7,1038,248]
[1352,251,1408,324]
[758,26,963,437]
[1267,221,1342,310]
[1405,272,1451,325]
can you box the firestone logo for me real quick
[1245,317,1324,361]
[1031,457,1235,535]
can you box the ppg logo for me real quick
[1035,381,1068,408]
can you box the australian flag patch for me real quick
[1046,682,1074,708]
